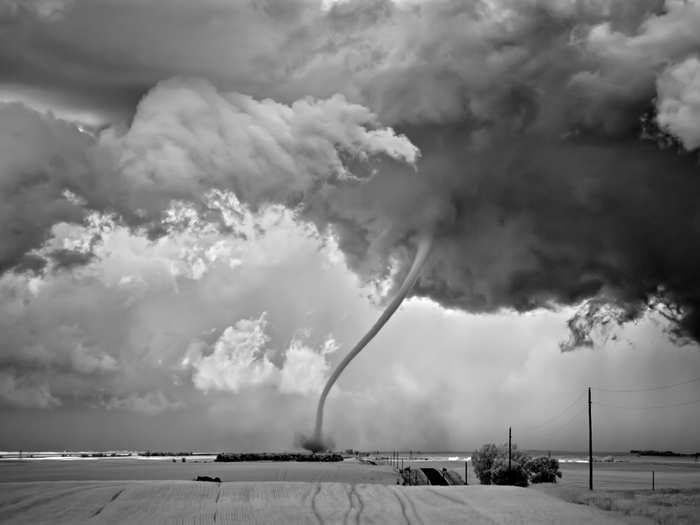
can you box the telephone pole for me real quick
[508,426,512,471]
[588,386,593,491]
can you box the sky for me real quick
[1,0,700,454]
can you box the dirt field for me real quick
[0,458,398,484]
[0,480,633,524]
[3,458,700,523]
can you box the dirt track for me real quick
[0,480,633,524]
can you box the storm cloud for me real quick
[3,0,699,342]
[2,0,700,450]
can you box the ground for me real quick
[0,480,633,524]
[1,457,699,523]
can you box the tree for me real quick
[526,456,562,484]
[472,443,561,487]
[471,443,500,485]
[491,456,529,487]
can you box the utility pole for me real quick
[508,426,512,472]
[588,386,593,491]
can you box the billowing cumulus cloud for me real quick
[656,55,700,150]
[101,78,418,220]
[189,315,280,393]
[0,198,357,425]
[187,313,337,395]
[0,78,417,273]
[279,338,338,395]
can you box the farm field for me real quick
[3,457,700,523]
[0,458,398,484]
[0,480,633,524]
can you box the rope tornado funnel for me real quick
[303,235,433,452]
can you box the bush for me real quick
[471,443,499,485]
[526,456,562,484]
[491,457,529,487]
[472,443,559,487]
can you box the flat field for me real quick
[0,458,398,484]
[2,458,700,523]
[0,480,632,524]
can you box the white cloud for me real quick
[279,338,338,396]
[190,314,279,393]
[656,56,700,150]
[189,314,338,397]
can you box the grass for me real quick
[536,485,700,524]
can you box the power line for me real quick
[519,406,588,448]
[592,376,700,393]
[593,398,700,410]
[519,392,586,435]
[548,405,587,435]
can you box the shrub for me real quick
[491,457,529,487]
[472,443,539,487]
[526,456,562,484]
[471,443,499,485]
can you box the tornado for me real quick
[302,235,433,452]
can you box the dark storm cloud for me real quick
[0,0,318,123]
[0,78,416,274]
[48,248,95,270]
[2,0,700,346]
[295,0,700,344]
[0,103,92,273]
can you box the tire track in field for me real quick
[397,488,425,525]
[426,489,499,524]
[310,482,323,525]
[213,484,221,523]
[1,485,91,519]
[426,488,465,507]
[391,487,411,525]
[91,488,124,518]
[343,484,355,525]
[353,485,364,525]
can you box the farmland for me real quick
[0,480,631,524]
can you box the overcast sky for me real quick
[2,0,700,454]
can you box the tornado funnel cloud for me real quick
[307,235,433,451]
